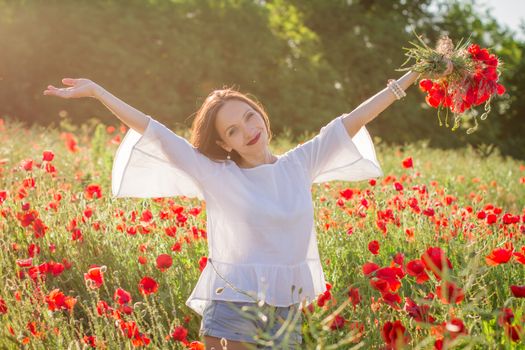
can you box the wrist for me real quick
[91,85,107,100]
[405,70,421,86]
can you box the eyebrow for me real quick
[224,109,251,135]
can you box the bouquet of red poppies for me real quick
[399,33,505,134]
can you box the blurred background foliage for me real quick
[0,0,523,159]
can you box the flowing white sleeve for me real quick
[111,115,220,200]
[290,114,383,184]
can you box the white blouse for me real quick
[112,114,383,316]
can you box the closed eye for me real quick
[227,113,253,137]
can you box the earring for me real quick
[227,152,231,160]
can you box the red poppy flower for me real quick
[393,252,404,266]
[419,79,433,92]
[436,281,464,304]
[486,244,514,266]
[131,333,151,348]
[339,188,354,200]
[171,325,189,345]
[198,256,208,272]
[498,308,514,326]
[85,184,102,200]
[368,240,380,255]
[362,262,380,276]
[17,209,38,227]
[486,213,498,224]
[140,209,153,223]
[370,278,389,294]
[0,297,7,314]
[422,208,435,217]
[16,257,33,267]
[61,132,79,153]
[446,318,468,339]
[406,259,430,284]
[20,159,33,171]
[513,246,525,265]
[505,324,523,342]
[83,207,93,219]
[48,261,64,276]
[394,182,404,191]
[138,276,158,295]
[119,320,138,339]
[83,335,97,348]
[421,247,453,280]
[402,157,413,169]
[347,287,361,307]
[42,150,55,162]
[510,285,525,298]
[329,314,346,330]
[165,226,177,237]
[403,297,435,323]
[45,289,77,312]
[96,300,112,317]
[381,292,402,309]
[114,288,132,305]
[84,266,105,289]
[376,219,388,235]
[171,242,182,252]
[468,44,480,56]
[502,213,520,225]
[188,341,205,350]
[317,289,332,307]
[156,254,173,272]
[373,267,404,293]
[474,48,490,61]
[32,218,48,239]
[381,320,410,349]
[497,84,506,95]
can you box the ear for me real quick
[215,139,232,153]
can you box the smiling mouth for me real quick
[247,132,261,145]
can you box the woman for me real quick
[43,65,451,350]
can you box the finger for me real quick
[62,78,76,86]
[443,60,453,76]
[43,86,70,97]
[43,85,57,95]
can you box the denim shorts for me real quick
[199,300,304,349]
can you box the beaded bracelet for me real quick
[387,79,406,99]
[387,79,407,100]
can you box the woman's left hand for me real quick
[440,58,454,77]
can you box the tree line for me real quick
[1,0,523,159]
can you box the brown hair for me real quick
[189,88,273,166]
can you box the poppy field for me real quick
[0,116,524,349]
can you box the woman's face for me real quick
[214,99,270,159]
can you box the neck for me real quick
[238,149,277,168]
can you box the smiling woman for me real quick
[43,72,422,349]
[106,91,383,350]
[189,88,276,169]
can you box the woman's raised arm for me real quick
[43,78,149,134]
[341,71,420,138]
[342,60,453,138]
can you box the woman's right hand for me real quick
[43,78,99,99]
